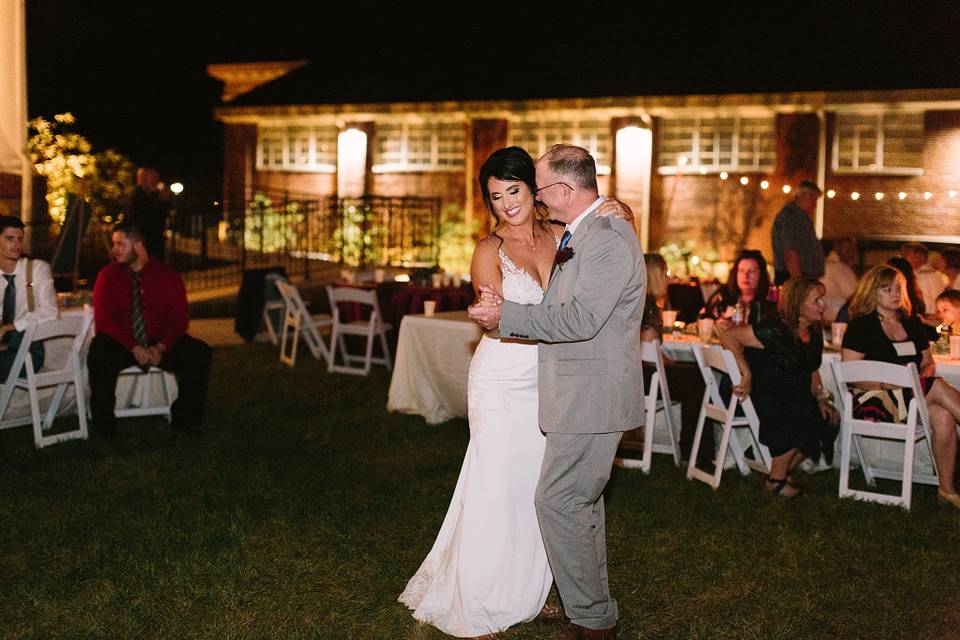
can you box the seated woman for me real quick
[841,265,960,510]
[888,255,940,341]
[720,278,839,497]
[703,249,776,328]
[641,253,668,342]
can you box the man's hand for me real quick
[132,345,152,367]
[467,285,504,331]
[146,344,166,366]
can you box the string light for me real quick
[898,192,907,200]
[739,176,749,185]
[719,171,728,180]
[760,180,769,189]
[924,191,933,200]
[851,192,860,201]
[874,192,884,201]
[951,190,958,199]
[699,166,708,175]
[826,189,836,198]
[719,177,960,203]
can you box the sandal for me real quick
[766,476,801,497]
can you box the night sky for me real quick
[24,1,960,202]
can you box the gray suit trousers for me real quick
[535,431,623,630]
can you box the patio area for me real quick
[2,340,959,639]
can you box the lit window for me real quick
[657,115,775,174]
[256,125,338,172]
[509,117,612,175]
[833,111,924,175]
[372,121,466,171]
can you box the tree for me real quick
[26,113,135,224]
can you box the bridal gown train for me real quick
[399,250,552,637]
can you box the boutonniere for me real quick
[555,246,575,270]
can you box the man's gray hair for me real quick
[542,145,598,191]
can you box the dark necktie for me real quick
[131,271,148,348]
[550,231,573,280]
[2,275,15,326]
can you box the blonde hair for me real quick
[848,265,911,319]
[778,278,825,335]
[645,253,668,301]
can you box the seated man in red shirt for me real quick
[88,222,212,436]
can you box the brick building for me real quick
[210,62,960,273]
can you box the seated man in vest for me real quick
[88,222,211,436]
[0,215,58,379]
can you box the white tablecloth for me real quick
[387,311,483,424]
[660,333,960,476]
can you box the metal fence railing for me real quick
[169,191,442,292]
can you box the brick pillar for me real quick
[469,119,508,235]
[223,123,257,215]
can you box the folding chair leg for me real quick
[687,395,711,483]
[839,426,854,499]
[379,331,392,371]
[363,334,375,375]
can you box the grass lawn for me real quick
[2,342,960,639]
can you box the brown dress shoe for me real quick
[556,622,618,639]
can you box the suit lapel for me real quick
[545,211,599,295]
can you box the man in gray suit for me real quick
[469,145,645,640]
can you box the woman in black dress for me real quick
[841,265,960,510]
[720,278,839,497]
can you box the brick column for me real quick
[468,119,508,235]
[611,117,652,250]
[222,123,257,215]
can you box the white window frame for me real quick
[256,125,338,173]
[831,111,924,176]
[657,114,776,175]
[371,120,465,173]
[508,116,612,175]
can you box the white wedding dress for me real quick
[399,249,552,637]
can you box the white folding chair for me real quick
[831,359,939,510]
[617,341,682,472]
[275,281,332,367]
[687,343,771,489]
[326,285,392,376]
[0,313,92,448]
[113,366,175,421]
[261,273,287,345]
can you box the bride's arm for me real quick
[470,236,504,301]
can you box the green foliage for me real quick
[26,113,135,223]
[659,240,720,280]
[437,204,478,276]
[243,192,304,254]
[333,200,385,266]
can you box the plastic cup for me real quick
[831,322,848,347]
[697,317,715,343]
[431,273,443,288]
[452,274,462,287]
[374,268,386,283]
[661,310,678,333]
[950,335,960,359]
[423,300,437,317]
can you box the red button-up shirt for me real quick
[92,259,189,351]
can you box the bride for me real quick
[400,146,631,638]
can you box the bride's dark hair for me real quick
[479,146,548,244]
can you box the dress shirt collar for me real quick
[565,196,605,236]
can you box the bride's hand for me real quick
[596,198,634,222]
[477,284,503,306]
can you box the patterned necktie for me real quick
[2,275,15,326]
[131,270,148,347]
[558,230,572,251]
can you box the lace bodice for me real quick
[498,249,544,305]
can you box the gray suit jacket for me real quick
[499,211,646,434]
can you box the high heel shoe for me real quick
[765,476,801,497]
[937,490,960,511]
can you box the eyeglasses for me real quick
[535,181,573,199]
